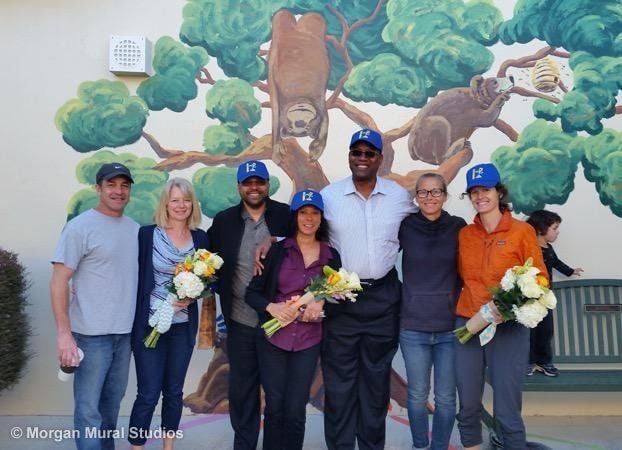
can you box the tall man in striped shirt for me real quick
[320,129,416,450]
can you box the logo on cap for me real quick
[471,167,484,180]
[245,162,257,173]
[302,191,314,202]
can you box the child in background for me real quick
[526,210,584,377]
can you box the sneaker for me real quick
[526,364,536,376]
[536,363,559,377]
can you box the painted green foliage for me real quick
[500,0,622,134]
[55,80,148,152]
[67,151,168,225]
[493,121,622,215]
[193,167,280,218]
[202,78,260,155]
[137,36,209,112]
[55,0,622,221]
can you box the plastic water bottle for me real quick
[57,348,84,382]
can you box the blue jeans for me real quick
[73,333,131,450]
[400,330,456,450]
[128,322,194,445]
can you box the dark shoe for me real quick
[526,440,553,449]
[536,363,559,377]
[526,364,536,376]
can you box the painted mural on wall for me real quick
[54,0,622,413]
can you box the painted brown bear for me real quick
[268,10,330,163]
[408,75,514,165]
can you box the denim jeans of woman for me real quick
[128,322,193,445]
[400,330,456,450]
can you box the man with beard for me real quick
[320,129,416,450]
[207,160,290,450]
[50,163,139,450]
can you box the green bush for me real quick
[0,248,31,393]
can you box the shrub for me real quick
[0,248,31,393]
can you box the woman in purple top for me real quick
[246,189,341,450]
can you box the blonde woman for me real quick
[129,178,208,450]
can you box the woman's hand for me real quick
[487,301,504,324]
[301,299,325,322]
[266,301,299,323]
[172,298,195,311]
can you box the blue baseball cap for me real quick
[350,128,382,152]
[465,163,501,191]
[290,189,324,212]
[237,160,269,183]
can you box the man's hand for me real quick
[57,331,79,367]
[254,236,276,276]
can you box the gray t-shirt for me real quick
[52,208,139,335]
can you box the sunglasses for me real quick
[349,149,380,158]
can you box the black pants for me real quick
[258,340,320,450]
[227,321,263,450]
[529,309,554,365]
[321,270,400,450]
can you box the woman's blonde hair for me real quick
[154,178,202,230]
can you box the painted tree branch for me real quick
[494,119,519,142]
[558,80,569,93]
[551,50,570,58]
[386,144,474,194]
[196,68,216,85]
[142,132,184,158]
[326,0,385,104]
[497,46,557,77]
[147,133,329,191]
[616,105,622,115]
[511,86,559,103]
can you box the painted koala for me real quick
[268,9,330,163]
[408,75,514,165]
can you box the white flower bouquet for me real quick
[454,257,556,345]
[144,249,224,348]
[262,265,363,337]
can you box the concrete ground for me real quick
[1,414,621,450]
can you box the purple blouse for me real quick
[268,238,332,351]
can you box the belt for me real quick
[360,268,397,289]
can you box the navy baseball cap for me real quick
[237,160,269,183]
[350,128,382,152]
[465,163,501,191]
[95,163,134,184]
[291,189,324,212]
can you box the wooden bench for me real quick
[483,279,622,448]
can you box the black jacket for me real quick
[207,198,290,326]
[245,240,341,323]
[132,225,209,349]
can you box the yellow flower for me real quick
[199,251,212,261]
[327,273,341,285]
[184,261,194,271]
[536,274,549,288]
[204,266,216,278]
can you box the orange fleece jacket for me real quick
[456,210,548,319]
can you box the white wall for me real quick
[0,0,620,415]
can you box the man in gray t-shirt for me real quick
[50,162,139,450]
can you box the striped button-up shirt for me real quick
[321,176,415,280]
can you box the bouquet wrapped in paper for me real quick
[144,249,224,348]
[262,265,363,337]
[454,257,556,346]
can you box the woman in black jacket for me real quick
[246,189,340,450]
[129,178,208,450]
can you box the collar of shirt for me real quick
[342,176,388,199]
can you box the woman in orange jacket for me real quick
[455,163,547,450]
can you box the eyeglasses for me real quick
[349,149,380,158]
[415,188,445,198]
